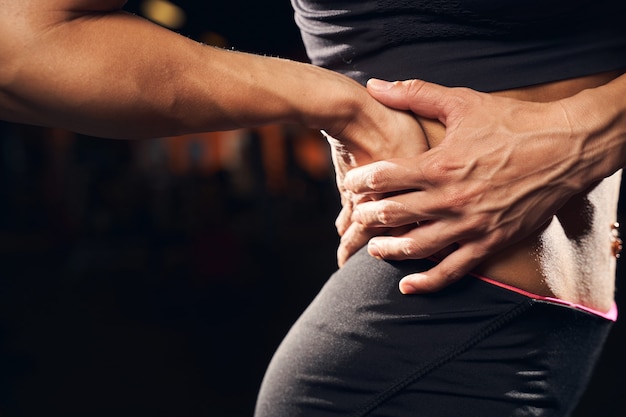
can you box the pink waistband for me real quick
[477,275,618,322]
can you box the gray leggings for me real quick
[255,248,612,417]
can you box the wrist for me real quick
[297,67,366,133]
[296,70,383,161]
[562,77,626,184]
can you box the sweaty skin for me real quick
[343,70,624,312]
[437,71,622,312]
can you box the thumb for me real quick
[367,78,453,123]
[398,245,483,293]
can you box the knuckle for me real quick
[374,202,399,226]
[438,183,484,214]
[447,87,474,107]
[339,226,356,245]
[442,94,466,114]
[437,258,469,284]
[355,193,372,204]
[440,191,465,211]
[441,269,464,287]
[364,164,392,192]
[401,239,425,258]
[460,214,486,232]
[404,79,428,101]
[481,229,509,251]
[434,189,472,215]
[335,219,346,236]
[420,153,452,185]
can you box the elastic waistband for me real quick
[476,275,618,322]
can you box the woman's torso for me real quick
[291,0,626,312]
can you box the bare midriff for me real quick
[419,69,625,312]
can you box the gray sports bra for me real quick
[291,0,626,91]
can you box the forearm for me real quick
[0,1,370,140]
[562,72,626,186]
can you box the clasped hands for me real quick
[333,78,585,294]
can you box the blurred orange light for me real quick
[141,0,186,29]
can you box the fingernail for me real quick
[399,275,427,294]
[367,78,393,92]
[337,246,347,267]
[368,241,381,258]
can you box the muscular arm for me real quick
[563,74,626,182]
[0,0,423,163]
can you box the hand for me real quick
[324,137,383,266]
[343,78,591,293]
[321,95,428,267]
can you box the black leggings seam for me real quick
[350,299,535,417]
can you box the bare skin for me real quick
[4,1,624,313]
[339,70,626,312]
[0,1,426,183]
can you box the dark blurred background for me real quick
[0,1,624,416]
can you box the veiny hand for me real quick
[343,78,592,294]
